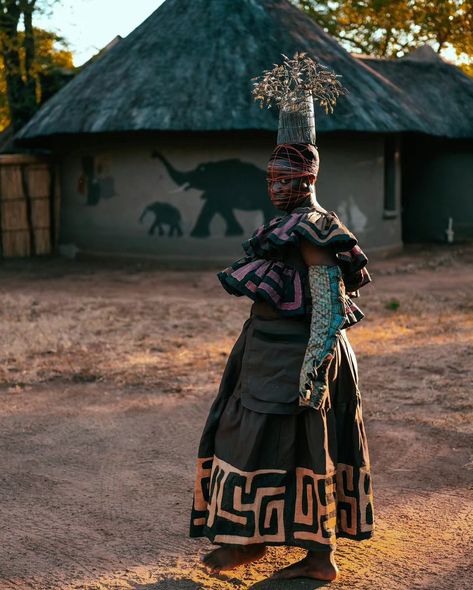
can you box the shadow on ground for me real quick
[249,578,330,589]
[130,576,330,589]
[131,579,202,590]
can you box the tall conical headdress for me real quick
[252,53,346,145]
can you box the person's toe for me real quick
[271,567,293,579]
[201,551,220,570]
[271,564,311,580]
[200,553,211,565]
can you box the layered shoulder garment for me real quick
[190,207,374,551]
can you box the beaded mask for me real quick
[267,143,320,211]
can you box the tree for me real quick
[292,1,473,73]
[0,0,73,131]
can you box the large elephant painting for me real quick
[152,152,276,237]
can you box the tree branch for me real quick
[22,0,35,80]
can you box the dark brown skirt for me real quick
[190,305,374,552]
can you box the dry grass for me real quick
[0,273,243,391]
[1,243,472,434]
[1,244,472,590]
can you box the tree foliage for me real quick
[0,0,73,132]
[292,1,473,73]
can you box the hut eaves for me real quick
[358,46,473,139]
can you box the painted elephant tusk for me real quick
[168,182,190,193]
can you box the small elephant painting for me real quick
[140,202,183,236]
[151,151,276,238]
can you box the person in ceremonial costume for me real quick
[190,54,374,582]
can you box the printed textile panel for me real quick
[336,462,374,537]
[190,456,374,548]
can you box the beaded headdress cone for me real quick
[277,94,316,145]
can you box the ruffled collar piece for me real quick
[244,208,358,259]
[218,208,371,325]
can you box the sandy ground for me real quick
[0,244,472,590]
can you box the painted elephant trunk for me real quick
[152,152,189,188]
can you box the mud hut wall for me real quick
[402,136,473,242]
[318,134,402,252]
[57,133,397,259]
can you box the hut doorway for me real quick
[401,135,473,243]
[0,154,59,258]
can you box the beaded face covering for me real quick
[267,143,320,211]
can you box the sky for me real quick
[35,0,463,67]
[35,0,166,66]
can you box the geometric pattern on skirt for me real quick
[190,310,374,552]
[191,456,373,550]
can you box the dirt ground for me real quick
[0,244,472,590]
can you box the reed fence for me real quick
[0,154,59,257]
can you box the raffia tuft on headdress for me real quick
[252,52,347,146]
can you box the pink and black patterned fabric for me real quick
[218,207,371,327]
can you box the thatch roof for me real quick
[359,46,473,139]
[16,0,470,142]
[78,36,123,69]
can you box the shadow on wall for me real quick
[78,155,116,205]
[150,151,276,238]
[337,195,368,234]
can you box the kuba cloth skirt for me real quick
[190,304,374,551]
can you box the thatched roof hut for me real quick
[356,47,473,242]
[10,0,472,259]
[17,0,432,143]
[359,46,473,139]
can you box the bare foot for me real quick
[271,550,338,581]
[201,544,266,572]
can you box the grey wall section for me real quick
[402,136,473,243]
[317,134,401,252]
[57,132,399,260]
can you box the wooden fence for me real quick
[0,154,60,258]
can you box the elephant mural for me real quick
[152,152,276,237]
[140,201,183,236]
